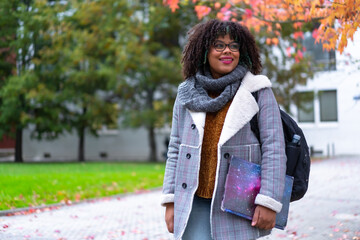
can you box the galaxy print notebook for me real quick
[221,155,294,230]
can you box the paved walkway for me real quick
[261,156,360,240]
[1,156,360,240]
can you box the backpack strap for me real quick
[250,91,261,142]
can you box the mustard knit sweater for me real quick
[196,92,232,199]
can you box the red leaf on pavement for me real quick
[75,194,81,202]
[84,236,95,240]
[3,224,9,228]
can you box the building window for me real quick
[303,31,336,71]
[296,91,315,123]
[319,90,338,122]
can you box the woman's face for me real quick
[207,34,240,79]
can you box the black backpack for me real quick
[250,92,310,202]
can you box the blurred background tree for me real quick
[0,0,52,162]
[0,0,128,162]
[115,0,197,161]
[0,0,198,162]
[35,0,131,161]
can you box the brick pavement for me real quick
[1,156,360,240]
[0,190,172,240]
[261,156,360,240]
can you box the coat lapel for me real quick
[218,72,272,145]
[218,87,258,145]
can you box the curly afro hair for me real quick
[181,19,262,79]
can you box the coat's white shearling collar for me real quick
[219,72,272,145]
[188,71,272,146]
[241,72,272,93]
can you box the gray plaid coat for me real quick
[161,72,287,240]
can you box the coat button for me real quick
[191,124,196,129]
[182,183,187,189]
[186,153,191,159]
[224,153,230,159]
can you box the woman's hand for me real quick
[165,203,175,233]
[251,205,276,230]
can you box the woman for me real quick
[161,19,286,240]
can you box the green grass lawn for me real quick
[0,162,165,211]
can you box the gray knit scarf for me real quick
[178,65,247,112]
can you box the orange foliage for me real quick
[195,5,211,19]
[272,38,279,45]
[164,0,360,53]
[163,0,179,12]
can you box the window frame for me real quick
[296,89,338,125]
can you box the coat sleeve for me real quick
[254,87,286,213]
[160,96,181,206]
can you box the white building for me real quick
[292,32,360,156]
[21,127,169,162]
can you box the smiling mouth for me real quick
[220,58,233,64]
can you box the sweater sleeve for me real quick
[254,87,286,213]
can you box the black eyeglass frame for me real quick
[212,40,240,52]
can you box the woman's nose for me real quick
[223,46,231,53]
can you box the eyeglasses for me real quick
[213,40,240,52]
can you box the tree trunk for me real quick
[15,93,25,163]
[78,126,85,162]
[78,107,88,162]
[145,87,157,162]
[148,125,157,162]
[14,127,23,162]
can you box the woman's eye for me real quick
[215,43,225,49]
[230,43,239,49]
